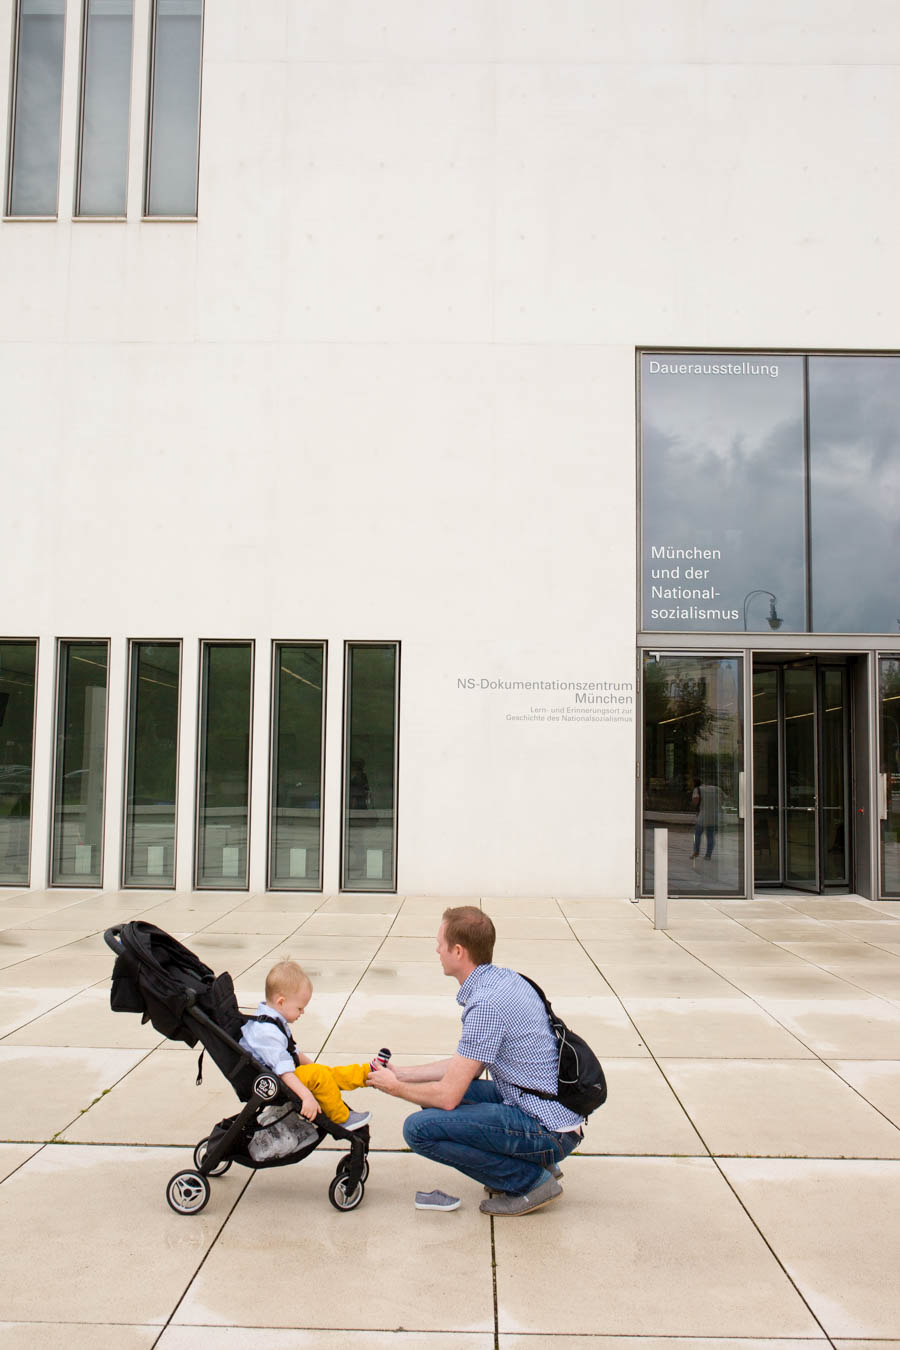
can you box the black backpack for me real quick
[513,973,608,1117]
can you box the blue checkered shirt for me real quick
[456,964,584,1132]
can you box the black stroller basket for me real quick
[104,921,370,1216]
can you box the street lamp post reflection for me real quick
[742,590,783,631]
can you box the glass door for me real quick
[783,663,820,890]
[753,667,781,884]
[642,653,745,897]
[880,657,900,897]
[820,667,849,886]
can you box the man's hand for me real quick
[367,1054,483,1110]
[366,1064,400,1094]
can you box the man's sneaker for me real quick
[342,1110,371,1131]
[479,1177,562,1216]
[484,1162,562,1196]
[415,1189,461,1211]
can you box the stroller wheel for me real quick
[328,1174,365,1212]
[193,1138,232,1176]
[166,1170,211,1215]
[337,1155,369,1184]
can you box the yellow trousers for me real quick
[294,1061,368,1124]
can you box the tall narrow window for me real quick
[196,642,252,889]
[51,641,109,886]
[6,0,66,217]
[342,643,399,892]
[123,642,180,887]
[269,643,326,891]
[0,642,37,886]
[145,0,202,217]
[76,0,134,216]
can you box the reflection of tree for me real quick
[644,662,715,810]
[644,659,741,813]
[883,660,900,777]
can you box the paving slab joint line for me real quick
[660,920,900,1135]
[562,909,716,1159]
[155,1158,256,1338]
[709,1152,837,1345]
[490,1213,500,1350]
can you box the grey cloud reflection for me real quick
[809,358,900,633]
[641,354,900,635]
[641,355,806,632]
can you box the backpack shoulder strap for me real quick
[517,971,551,1012]
[250,1014,301,1067]
[506,972,559,1102]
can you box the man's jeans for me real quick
[402,1079,582,1195]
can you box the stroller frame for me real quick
[104,923,370,1216]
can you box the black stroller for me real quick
[104,921,371,1216]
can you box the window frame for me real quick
[143,0,204,220]
[193,638,254,892]
[5,0,67,219]
[340,640,401,894]
[121,637,182,890]
[266,640,328,893]
[0,636,39,887]
[49,636,111,888]
[74,0,135,219]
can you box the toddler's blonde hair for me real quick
[265,959,312,1002]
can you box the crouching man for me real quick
[366,906,583,1216]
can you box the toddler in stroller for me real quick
[239,958,372,1133]
[105,921,377,1216]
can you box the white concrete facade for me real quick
[3,1,900,896]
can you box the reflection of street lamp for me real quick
[742,590,783,631]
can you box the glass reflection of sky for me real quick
[809,357,900,634]
[641,354,806,632]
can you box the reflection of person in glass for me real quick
[349,758,370,811]
[691,779,720,860]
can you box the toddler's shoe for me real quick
[370,1047,392,1069]
[343,1109,371,1131]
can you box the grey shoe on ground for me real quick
[484,1162,562,1196]
[479,1177,562,1216]
[415,1189,461,1211]
[343,1110,371,1131]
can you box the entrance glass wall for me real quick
[342,643,399,892]
[642,653,744,895]
[51,641,109,886]
[269,643,326,890]
[753,660,850,892]
[196,642,252,889]
[881,658,900,897]
[0,641,37,885]
[123,642,180,888]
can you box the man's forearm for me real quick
[392,1058,453,1084]
[390,1077,461,1110]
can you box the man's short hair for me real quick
[442,906,495,966]
[265,959,311,1002]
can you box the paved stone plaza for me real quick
[1,888,900,1347]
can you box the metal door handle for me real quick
[879,773,889,821]
[738,771,745,821]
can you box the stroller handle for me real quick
[103,926,127,958]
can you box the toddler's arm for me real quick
[280,1069,319,1121]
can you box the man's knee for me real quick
[402,1110,425,1150]
[402,1107,445,1151]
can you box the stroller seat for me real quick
[104,921,370,1215]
